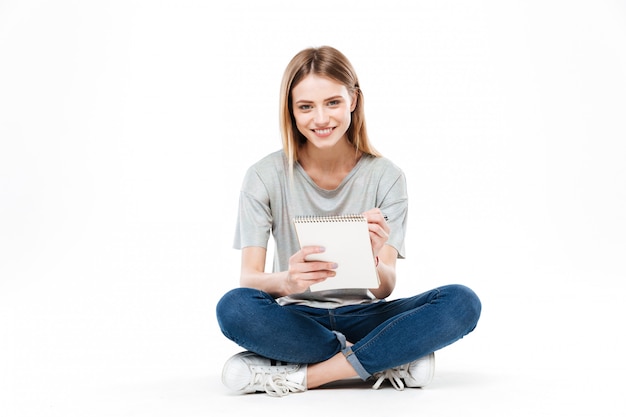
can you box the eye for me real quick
[298,104,312,111]
[327,100,340,106]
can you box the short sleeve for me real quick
[233,167,272,249]
[377,169,408,259]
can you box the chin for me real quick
[310,140,341,150]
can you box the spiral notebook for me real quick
[293,214,380,292]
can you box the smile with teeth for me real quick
[313,127,334,136]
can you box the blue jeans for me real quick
[216,284,481,380]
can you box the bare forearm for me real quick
[370,259,396,299]
[240,270,290,298]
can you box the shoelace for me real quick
[372,365,409,391]
[248,365,306,397]
[265,374,307,397]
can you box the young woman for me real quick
[215,46,481,397]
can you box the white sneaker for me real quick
[221,351,307,397]
[372,352,435,390]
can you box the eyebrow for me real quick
[294,95,344,104]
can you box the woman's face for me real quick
[291,74,356,150]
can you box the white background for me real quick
[1,1,625,416]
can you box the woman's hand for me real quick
[285,246,338,294]
[362,208,397,299]
[361,208,390,258]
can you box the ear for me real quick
[350,91,358,112]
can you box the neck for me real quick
[300,139,359,169]
[298,140,362,190]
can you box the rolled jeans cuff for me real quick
[342,346,370,380]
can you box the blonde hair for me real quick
[279,46,380,173]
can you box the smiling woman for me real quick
[279,46,380,176]
[292,75,360,189]
[215,45,482,397]
[292,76,355,141]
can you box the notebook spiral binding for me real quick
[293,214,366,223]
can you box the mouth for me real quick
[312,127,335,137]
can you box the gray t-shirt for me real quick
[234,150,408,308]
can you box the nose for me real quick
[314,107,329,126]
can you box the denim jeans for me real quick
[216,284,481,380]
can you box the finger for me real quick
[291,245,326,262]
[301,245,326,258]
[302,260,338,272]
[301,269,337,282]
[368,222,389,239]
[289,268,336,285]
[361,208,382,221]
[292,259,338,275]
[362,209,388,229]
